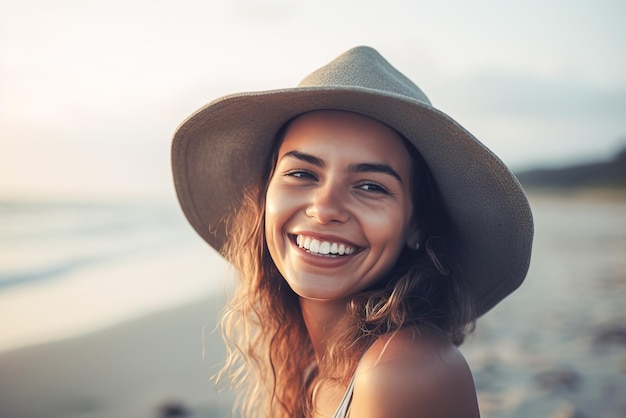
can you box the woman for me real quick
[172,46,533,417]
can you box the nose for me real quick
[305,182,350,224]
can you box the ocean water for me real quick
[0,199,227,353]
[0,193,625,417]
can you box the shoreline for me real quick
[525,186,626,202]
[0,240,228,355]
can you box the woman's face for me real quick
[264,110,418,302]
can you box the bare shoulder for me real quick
[350,327,480,418]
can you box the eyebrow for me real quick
[350,163,403,183]
[281,150,404,184]
[282,150,324,167]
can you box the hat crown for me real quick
[298,46,431,105]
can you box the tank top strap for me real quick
[332,373,356,418]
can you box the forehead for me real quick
[279,110,412,169]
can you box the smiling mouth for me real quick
[293,234,357,257]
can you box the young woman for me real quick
[172,46,533,417]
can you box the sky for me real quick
[1,0,625,200]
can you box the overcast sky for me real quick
[1,0,625,199]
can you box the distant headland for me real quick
[515,147,626,191]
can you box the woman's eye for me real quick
[285,170,316,180]
[357,182,389,194]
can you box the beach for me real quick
[0,296,234,418]
[0,192,625,418]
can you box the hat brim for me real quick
[172,86,533,316]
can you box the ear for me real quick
[405,223,423,250]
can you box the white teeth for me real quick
[295,235,355,256]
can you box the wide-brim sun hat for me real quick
[172,46,533,316]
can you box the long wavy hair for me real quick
[215,121,476,418]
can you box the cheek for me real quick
[265,179,306,222]
[264,186,280,246]
[365,207,412,243]
[264,181,299,252]
[265,198,283,223]
[372,211,413,274]
[265,182,287,230]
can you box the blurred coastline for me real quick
[0,154,625,417]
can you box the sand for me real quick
[0,295,235,418]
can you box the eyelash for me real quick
[356,181,390,194]
[285,170,316,180]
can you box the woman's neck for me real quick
[299,298,351,362]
